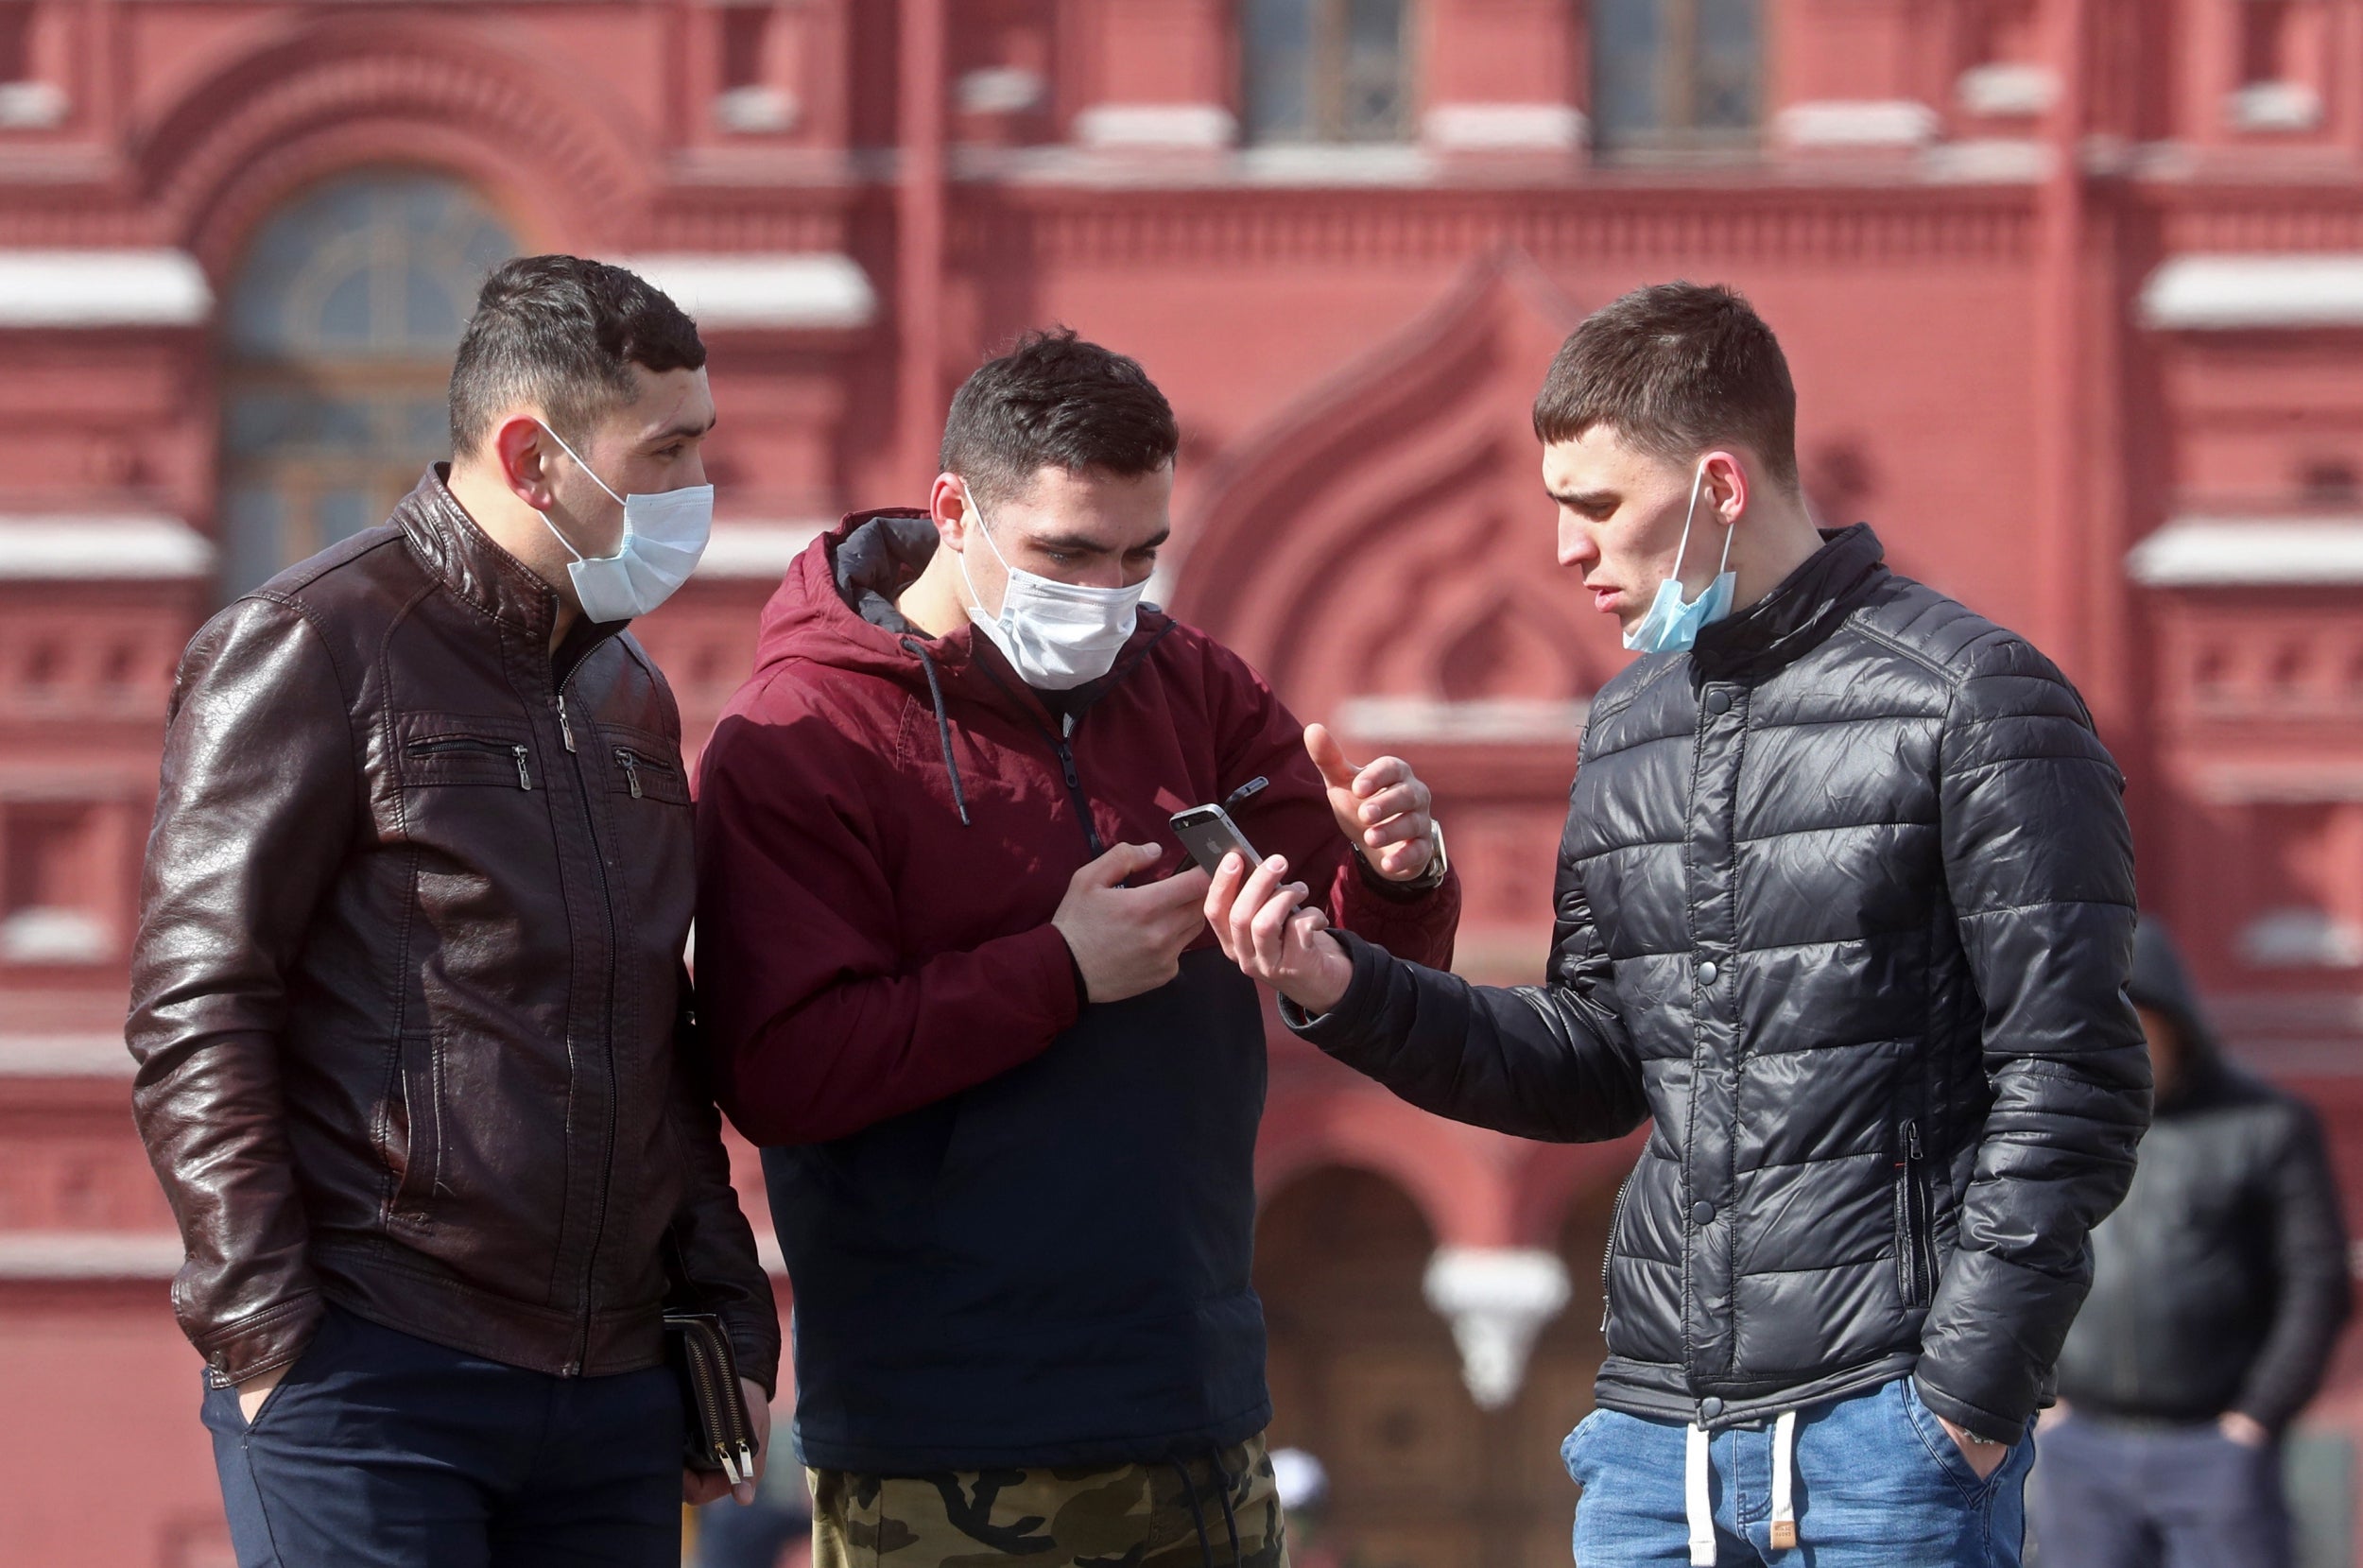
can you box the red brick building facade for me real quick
[8,2,2363,1563]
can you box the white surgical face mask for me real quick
[1622,460,1736,655]
[535,423,714,624]
[957,487,1147,691]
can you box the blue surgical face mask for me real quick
[535,423,714,624]
[1622,461,1736,655]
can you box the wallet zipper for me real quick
[679,1318,757,1483]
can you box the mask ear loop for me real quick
[1666,459,1709,594]
[533,422,628,562]
[954,485,1010,627]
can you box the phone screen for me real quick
[1170,804,1261,876]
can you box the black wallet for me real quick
[664,1311,761,1484]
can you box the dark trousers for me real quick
[200,1304,683,1568]
[2029,1413,2292,1568]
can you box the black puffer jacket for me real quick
[1292,526,2150,1442]
[2054,921,2351,1430]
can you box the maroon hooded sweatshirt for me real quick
[693,510,1457,1471]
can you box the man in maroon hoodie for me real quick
[693,330,1460,1566]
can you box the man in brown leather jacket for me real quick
[127,255,778,1568]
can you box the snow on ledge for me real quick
[617,253,876,331]
[2143,254,2363,329]
[2128,518,2363,586]
[1777,100,1940,149]
[694,522,830,578]
[0,1232,184,1281]
[0,514,213,579]
[1423,103,1587,151]
[0,249,211,327]
[1073,103,1237,150]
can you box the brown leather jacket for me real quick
[127,470,778,1394]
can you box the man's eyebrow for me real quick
[1548,486,1615,508]
[645,414,717,443]
[1034,526,1172,553]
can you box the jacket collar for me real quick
[392,465,549,633]
[1689,523,1888,683]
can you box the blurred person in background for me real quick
[126,256,777,1568]
[2033,920,2353,1568]
[1204,282,2150,1567]
[692,329,1460,1568]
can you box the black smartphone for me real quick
[1170,803,1262,875]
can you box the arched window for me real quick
[218,170,520,597]
[1242,0,1412,145]
[1592,0,1762,153]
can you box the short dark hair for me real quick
[940,328,1180,504]
[448,255,707,457]
[1532,282,1798,487]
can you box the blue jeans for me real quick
[1562,1376,2036,1566]
[2027,1413,2290,1568]
[200,1304,684,1568]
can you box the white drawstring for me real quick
[1768,1408,1799,1551]
[1685,1422,1716,1565]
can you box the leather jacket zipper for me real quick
[614,747,678,801]
[409,734,532,791]
[1600,1170,1636,1332]
[1896,1119,1931,1307]
[557,671,621,1372]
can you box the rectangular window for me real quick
[1593,0,1763,153]
[1243,0,1412,145]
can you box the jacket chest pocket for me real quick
[394,713,540,792]
[597,724,691,807]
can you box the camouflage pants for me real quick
[810,1434,1289,1568]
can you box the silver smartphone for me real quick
[1169,803,1262,875]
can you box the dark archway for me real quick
[1255,1163,1617,1566]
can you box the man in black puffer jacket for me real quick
[1205,283,2151,1567]
[2034,920,2351,1567]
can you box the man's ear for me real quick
[927,472,970,548]
[492,415,559,512]
[1702,450,1751,526]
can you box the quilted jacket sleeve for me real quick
[1285,801,1649,1145]
[1913,634,2151,1442]
[127,595,356,1386]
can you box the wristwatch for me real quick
[1355,821,1449,895]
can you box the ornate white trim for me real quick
[1337,696,1591,744]
[616,253,876,331]
[0,1232,183,1280]
[0,1033,132,1077]
[2228,80,2322,133]
[1423,103,1586,151]
[0,515,213,579]
[1423,1247,1571,1409]
[0,250,211,327]
[1074,103,1236,150]
[2128,518,2363,585]
[1777,100,1940,149]
[2143,254,2363,329]
[1957,63,2058,118]
[694,522,830,578]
